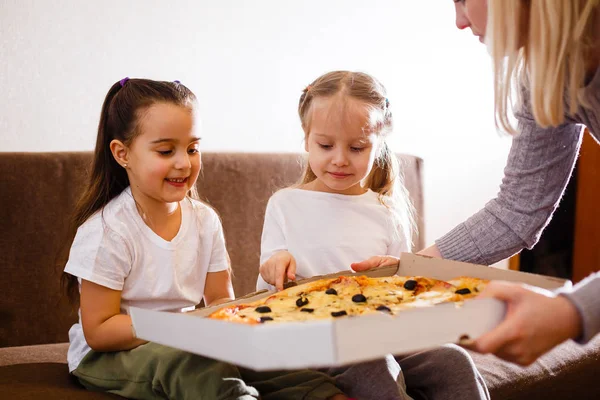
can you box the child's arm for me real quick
[201,207,235,306]
[80,280,147,352]
[258,193,293,291]
[204,270,235,306]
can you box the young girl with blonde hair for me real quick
[257,70,413,292]
[415,0,600,366]
[61,77,348,400]
[258,70,489,400]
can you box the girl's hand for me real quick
[351,255,400,272]
[259,251,296,291]
[466,281,582,366]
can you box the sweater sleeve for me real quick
[436,104,584,265]
[559,272,600,343]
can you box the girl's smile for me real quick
[165,177,190,187]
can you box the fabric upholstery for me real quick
[0,362,124,399]
[0,343,68,367]
[1,152,91,348]
[469,337,600,399]
[2,151,599,400]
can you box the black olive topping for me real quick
[325,288,338,295]
[331,310,348,317]
[255,306,272,313]
[259,316,273,323]
[296,296,309,307]
[376,305,392,313]
[352,294,367,303]
[403,280,418,290]
[301,308,314,313]
[455,288,471,295]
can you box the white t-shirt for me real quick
[256,188,409,291]
[64,187,229,372]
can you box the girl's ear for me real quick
[110,139,129,168]
[304,133,310,152]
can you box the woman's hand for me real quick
[467,281,582,366]
[259,251,296,291]
[350,255,400,272]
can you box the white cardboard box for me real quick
[130,254,570,370]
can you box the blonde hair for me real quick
[487,0,599,133]
[297,71,416,247]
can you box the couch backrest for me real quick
[0,151,423,347]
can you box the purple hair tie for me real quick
[174,80,181,84]
[120,77,130,87]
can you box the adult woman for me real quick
[356,0,600,366]
[428,0,600,366]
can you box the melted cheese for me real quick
[209,275,487,324]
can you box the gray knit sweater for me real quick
[437,66,600,343]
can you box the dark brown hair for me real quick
[60,78,197,302]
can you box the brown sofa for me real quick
[1,151,599,399]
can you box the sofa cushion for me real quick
[0,363,124,399]
[0,343,68,367]
[469,335,600,399]
[0,344,121,399]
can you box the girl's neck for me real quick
[301,179,368,196]
[130,187,182,241]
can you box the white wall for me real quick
[0,0,512,260]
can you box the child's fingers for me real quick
[287,257,296,281]
[350,256,381,271]
[259,261,274,285]
[378,256,400,267]
[275,261,289,291]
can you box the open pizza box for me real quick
[129,253,570,371]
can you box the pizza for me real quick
[208,274,488,324]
